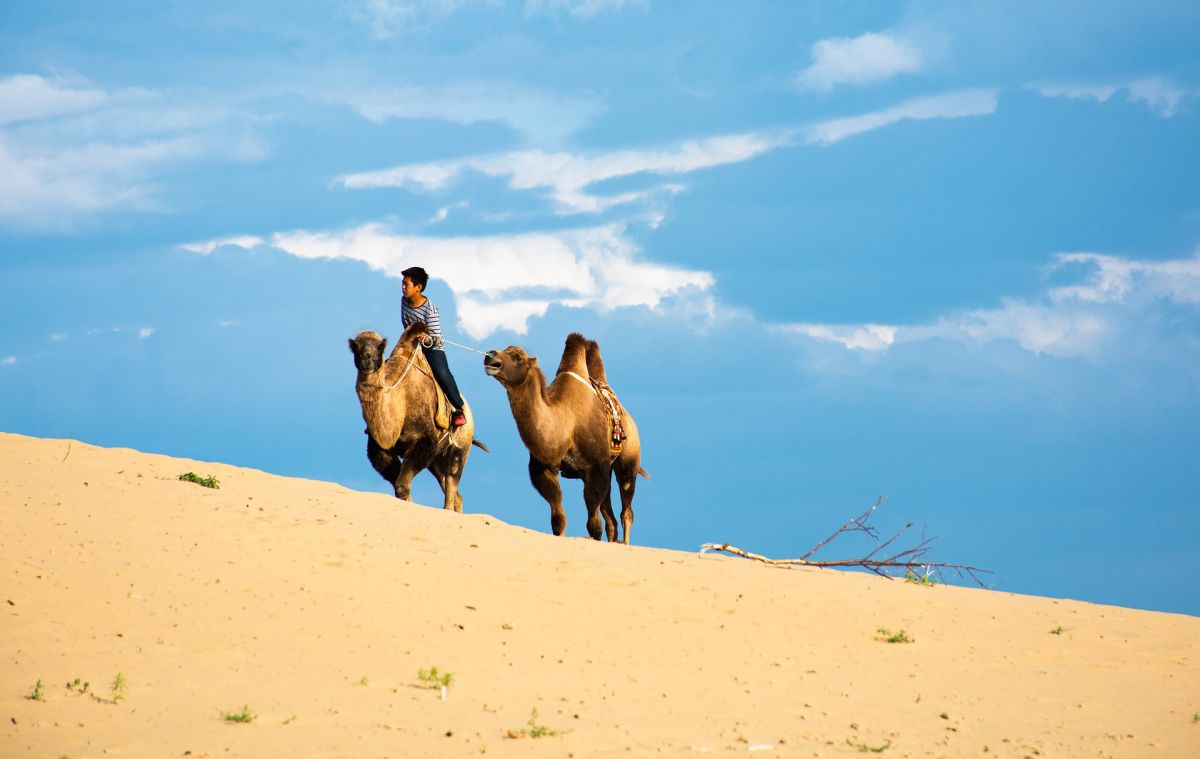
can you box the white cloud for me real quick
[196,222,713,338]
[805,89,998,146]
[1,356,16,366]
[779,250,1200,361]
[138,327,156,339]
[49,332,67,342]
[354,0,483,37]
[340,130,793,214]
[1027,82,1119,104]
[797,32,923,91]
[525,0,644,18]
[1029,77,1187,117]
[334,82,604,145]
[1126,77,1186,118]
[777,323,897,351]
[178,235,266,255]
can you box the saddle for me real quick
[404,346,456,432]
[562,371,626,455]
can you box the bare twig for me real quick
[799,496,886,560]
[700,499,992,587]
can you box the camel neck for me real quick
[507,368,568,460]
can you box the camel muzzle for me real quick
[483,352,502,376]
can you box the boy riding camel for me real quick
[400,266,467,428]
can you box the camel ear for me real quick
[529,356,538,367]
[348,338,358,353]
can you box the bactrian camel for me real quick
[483,333,647,543]
[349,322,487,510]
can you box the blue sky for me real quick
[2,1,1198,615]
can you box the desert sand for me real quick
[2,431,1197,758]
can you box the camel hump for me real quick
[556,332,589,377]
[584,339,608,385]
[394,321,430,356]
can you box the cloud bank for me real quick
[805,89,998,146]
[1029,77,1187,118]
[339,130,794,214]
[184,223,714,338]
[0,73,266,231]
[780,250,1200,361]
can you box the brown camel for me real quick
[483,333,647,543]
[349,322,487,510]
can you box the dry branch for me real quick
[700,497,991,587]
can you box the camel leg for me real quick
[528,457,566,536]
[392,457,423,501]
[581,468,611,541]
[366,436,403,487]
[614,462,637,545]
[431,455,464,512]
[599,478,618,542]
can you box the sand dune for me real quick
[2,432,1197,757]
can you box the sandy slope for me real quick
[1,432,1197,758]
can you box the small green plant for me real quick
[66,678,90,694]
[282,715,298,725]
[1192,712,1199,723]
[506,708,570,739]
[417,666,453,689]
[903,566,938,586]
[1049,626,1064,635]
[110,672,127,702]
[222,705,256,723]
[876,628,914,644]
[357,675,369,686]
[27,679,45,701]
[178,472,220,489]
[846,737,891,753]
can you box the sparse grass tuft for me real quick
[417,666,453,689]
[1049,626,1065,635]
[847,737,892,753]
[66,678,90,694]
[1192,712,1199,723]
[876,627,914,644]
[506,708,570,739]
[357,675,369,686]
[903,566,938,587]
[178,472,220,489]
[27,679,45,701]
[110,672,127,703]
[222,705,256,723]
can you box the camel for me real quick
[349,322,487,510]
[483,332,647,543]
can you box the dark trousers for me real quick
[423,346,464,412]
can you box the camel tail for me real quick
[637,466,650,479]
[472,438,491,453]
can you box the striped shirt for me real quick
[401,298,444,350]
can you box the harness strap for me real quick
[562,371,598,395]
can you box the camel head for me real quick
[348,330,388,374]
[483,345,539,388]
